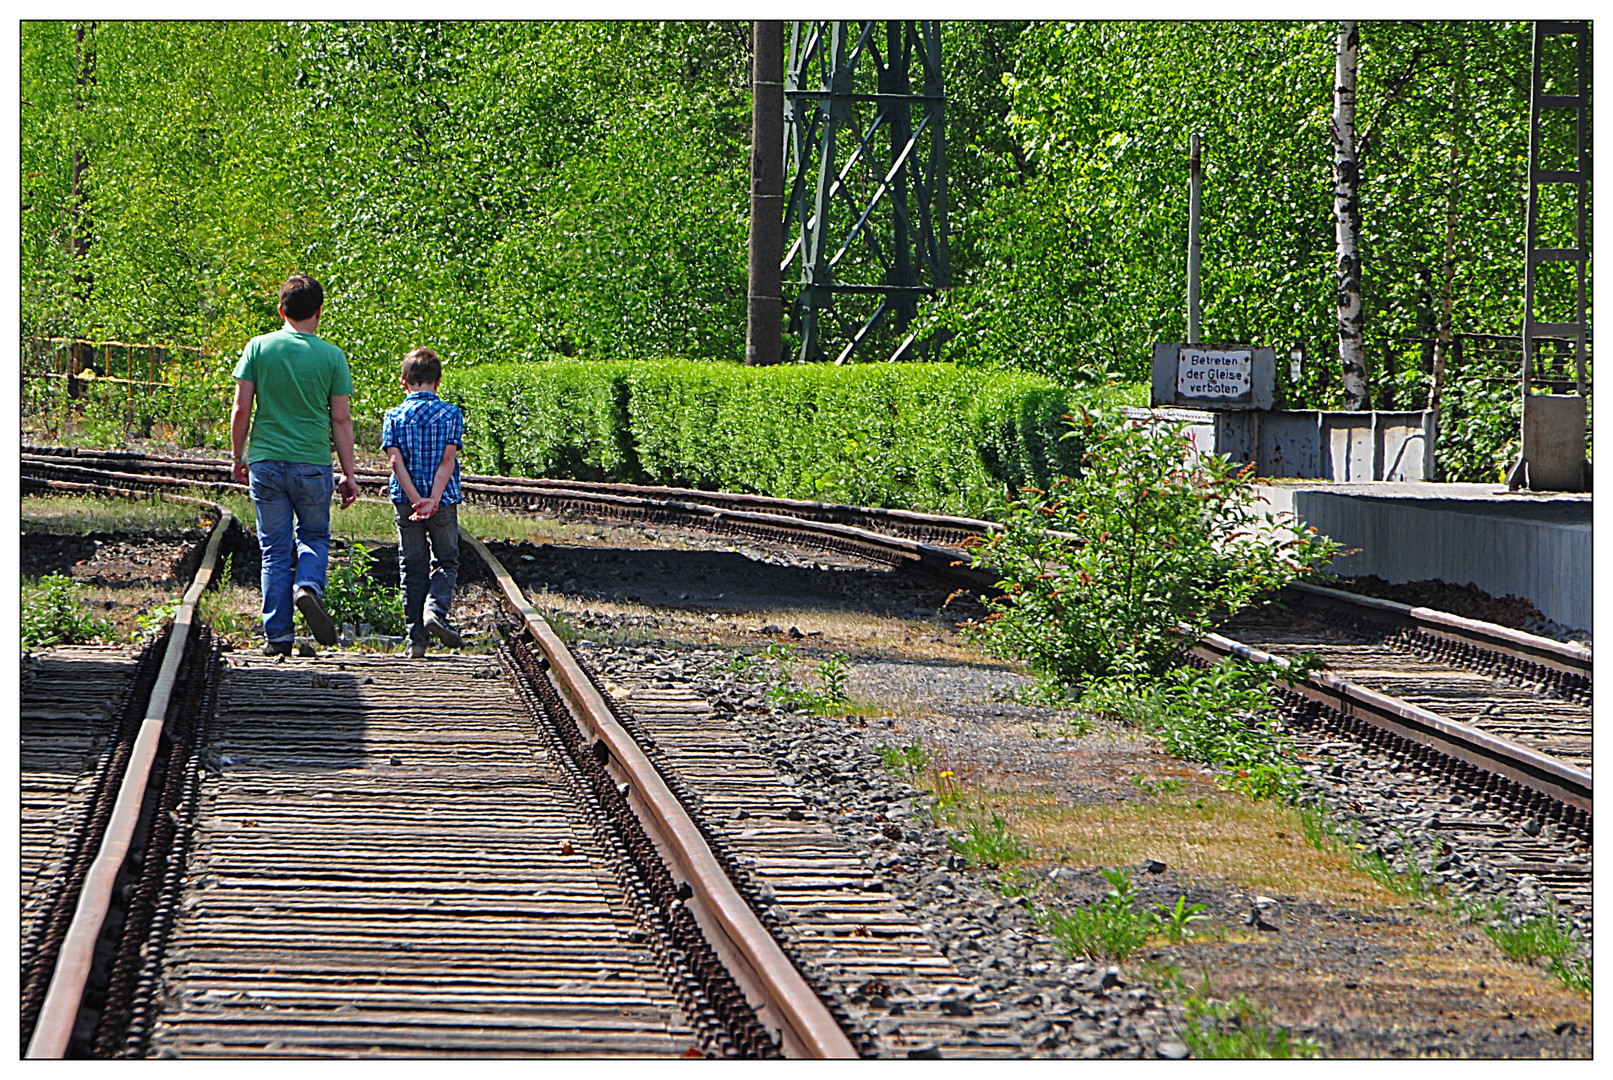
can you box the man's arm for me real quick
[230,380,255,485]
[384,446,426,507]
[329,394,359,509]
[411,444,458,520]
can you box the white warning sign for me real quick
[1177,347,1253,400]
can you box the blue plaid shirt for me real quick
[380,391,464,505]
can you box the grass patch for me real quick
[1297,803,1442,898]
[23,574,115,646]
[1179,992,1324,1059]
[22,493,220,534]
[949,812,1033,868]
[1467,899,1593,995]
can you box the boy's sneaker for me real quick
[423,612,464,649]
[295,586,338,645]
[407,640,428,659]
[262,640,293,657]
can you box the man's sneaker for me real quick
[262,640,293,657]
[423,612,464,649]
[407,640,428,659]
[294,586,338,646]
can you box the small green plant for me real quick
[949,812,1033,868]
[134,598,181,642]
[1131,774,1186,797]
[1038,867,1157,964]
[23,574,113,647]
[318,543,405,636]
[1180,993,1324,1059]
[1156,895,1212,943]
[767,652,853,714]
[724,652,759,676]
[876,737,931,782]
[1348,829,1441,897]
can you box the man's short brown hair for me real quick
[279,274,324,321]
[402,347,442,387]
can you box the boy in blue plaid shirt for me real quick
[381,347,465,658]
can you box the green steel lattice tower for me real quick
[782,21,949,363]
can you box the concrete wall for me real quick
[1137,407,1436,481]
[1255,484,1593,633]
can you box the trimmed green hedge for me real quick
[446,359,1135,518]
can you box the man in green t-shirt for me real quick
[229,274,360,655]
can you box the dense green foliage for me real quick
[20,20,1587,480]
[447,360,1122,517]
[963,407,1339,687]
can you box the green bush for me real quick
[962,406,1340,689]
[446,359,1138,518]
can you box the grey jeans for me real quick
[395,501,460,646]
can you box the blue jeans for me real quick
[250,461,335,643]
[395,501,460,647]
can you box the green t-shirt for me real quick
[232,328,354,466]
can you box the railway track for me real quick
[19,481,1024,1058]
[21,449,1593,1054]
[21,446,1592,815]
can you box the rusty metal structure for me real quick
[1511,19,1593,491]
[783,21,949,364]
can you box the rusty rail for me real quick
[1286,581,1592,682]
[1189,631,1593,816]
[461,527,858,1058]
[25,505,233,1058]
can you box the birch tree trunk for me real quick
[1332,20,1368,410]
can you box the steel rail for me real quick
[29,453,1585,821]
[25,505,233,1059]
[1190,631,1593,815]
[21,445,998,541]
[460,527,858,1059]
[25,454,1000,596]
[1285,581,1592,677]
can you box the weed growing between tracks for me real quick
[21,573,114,646]
[313,543,405,636]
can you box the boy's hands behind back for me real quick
[410,495,439,521]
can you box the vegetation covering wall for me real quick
[446,360,1115,517]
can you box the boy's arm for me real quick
[384,446,426,507]
[412,444,458,520]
